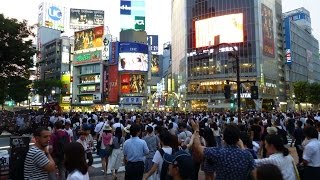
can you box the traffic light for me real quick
[251,86,258,99]
[224,85,231,99]
[230,97,235,109]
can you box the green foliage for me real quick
[8,76,31,103]
[293,81,309,103]
[307,83,320,105]
[33,79,63,98]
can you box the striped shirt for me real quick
[24,146,49,180]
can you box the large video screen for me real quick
[74,26,104,52]
[121,74,145,94]
[195,13,244,48]
[118,42,149,71]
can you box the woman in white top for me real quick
[255,134,297,180]
[65,142,89,180]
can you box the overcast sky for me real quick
[0,0,319,48]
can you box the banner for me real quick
[102,34,111,61]
[70,8,104,30]
[73,50,101,65]
[110,42,119,65]
[147,35,159,52]
[74,26,104,52]
[151,54,160,76]
[121,74,145,94]
[262,4,275,57]
[108,66,119,103]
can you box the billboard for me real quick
[147,35,159,52]
[110,42,119,65]
[74,26,104,52]
[120,0,145,31]
[262,4,275,57]
[121,74,145,94]
[284,17,292,64]
[108,66,119,103]
[151,54,160,76]
[195,13,243,48]
[118,42,149,71]
[38,2,67,31]
[102,34,111,61]
[73,50,101,65]
[70,8,104,30]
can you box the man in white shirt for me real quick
[177,122,192,144]
[94,118,106,137]
[112,117,124,130]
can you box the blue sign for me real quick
[147,35,159,52]
[120,0,131,15]
[119,42,148,54]
[48,6,62,21]
[284,17,292,64]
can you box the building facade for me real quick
[172,0,285,111]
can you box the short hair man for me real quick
[164,150,195,180]
[24,127,56,179]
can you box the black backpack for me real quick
[159,148,176,180]
[276,127,288,144]
[54,131,69,160]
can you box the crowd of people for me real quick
[19,110,320,180]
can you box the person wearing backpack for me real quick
[143,130,174,180]
[49,121,71,180]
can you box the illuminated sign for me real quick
[48,6,62,21]
[118,42,149,71]
[151,54,160,75]
[262,4,275,57]
[147,35,159,52]
[102,34,111,61]
[195,13,243,48]
[121,74,145,94]
[74,26,104,52]
[38,2,66,31]
[74,51,101,65]
[120,0,145,31]
[234,93,251,99]
[286,49,291,63]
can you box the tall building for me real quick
[171,0,285,111]
[283,8,320,84]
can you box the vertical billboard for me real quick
[108,66,119,103]
[118,42,149,71]
[102,34,111,61]
[261,4,275,58]
[284,17,292,64]
[147,35,159,52]
[103,67,109,102]
[195,13,243,48]
[110,42,119,65]
[151,54,160,76]
[120,74,145,94]
[74,26,104,52]
[120,0,146,31]
[38,2,67,31]
[70,9,104,30]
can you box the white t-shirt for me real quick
[152,147,172,180]
[112,122,124,130]
[67,170,89,180]
[65,128,73,138]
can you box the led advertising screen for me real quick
[118,42,149,71]
[195,13,244,48]
[70,8,104,30]
[262,4,275,57]
[120,0,145,31]
[151,54,160,76]
[121,74,145,94]
[74,26,104,52]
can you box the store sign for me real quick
[102,34,111,61]
[234,93,251,99]
[110,42,119,65]
[121,96,143,104]
[286,49,291,64]
[134,16,145,30]
[120,0,131,15]
[38,2,66,31]
[74,51,101,65]
[62,96,70,103]
[147,35,159,52]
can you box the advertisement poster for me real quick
[103,67,109,101]
[195,13,243,48]
[118,42,149,71]
[151,54,160,75]
[38,2,67,31]
[108,66,119,103]
[74,26,104,52]
[110,42,119,65]
[262,4,275,57]
[73,50,101,65]
[121,74,145,94]
[70,8,104,30]
[102,34,111,61]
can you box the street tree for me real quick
[307,82,320,108]
[0,14,35,107]
[293,81,309,104]
[33,79,63,101]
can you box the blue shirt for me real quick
[204,145,254,180]
[123,137,149,162]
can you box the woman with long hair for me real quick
[255,134,297,180]
[98,125,113,175]
[109,127,124,180]
[65,142,89,180]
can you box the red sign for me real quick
[108,65,119,103]
[120,74,145,94]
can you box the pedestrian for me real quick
[255,134,297,180]
[24,127,56,180]
[163,150,195,180]
[109,127,125,180]
[123,124,149,180]
[143,125,160,179]
[190,121,255,180]
[201,127,217,180]
[255,164,284,180]
[210,122,222,148]
[64,142,89,180]
[98,125,113,175]
[64,122,74,142]
[292,120,304,163]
